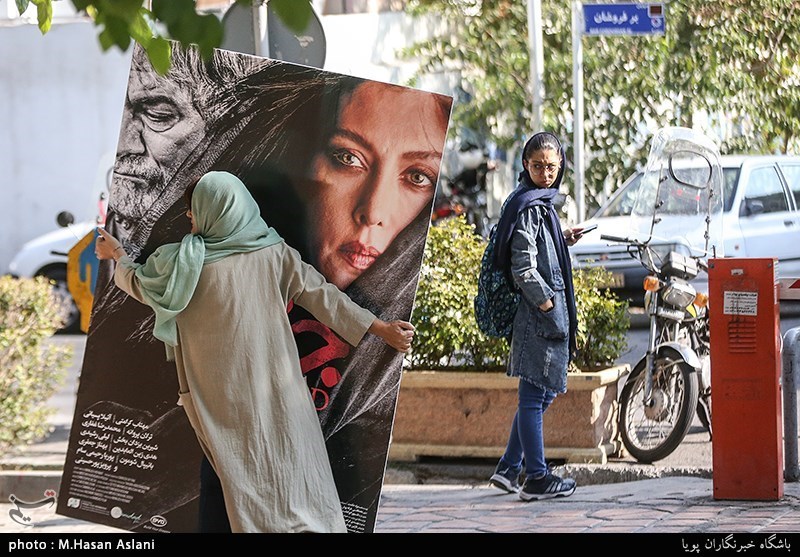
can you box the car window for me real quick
[592,162,790,219]
[743,166,790,214]
[596,174,642,217]
[597,167,740,219]
[722,168,739,212]
[778,164,800,209]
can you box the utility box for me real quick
[708,258,783,500]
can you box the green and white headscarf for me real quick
[122,171,283,352]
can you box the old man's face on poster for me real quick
[57,43,452,533]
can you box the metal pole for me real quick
[252,1,266,57]
[783,327,800,482]
[572,0,585,224]
[527,0,545,132]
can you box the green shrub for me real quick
[0,275,71,456]
[408,216,629,373]
[570,267,630,372]
[407,216,508,370]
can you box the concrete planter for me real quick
[389,365,630,464]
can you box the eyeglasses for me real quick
[530,163,560,174]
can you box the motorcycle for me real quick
[432,143,494,237]
[602,127,724,463]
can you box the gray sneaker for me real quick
[519,472,576,501]
[489,466,521,493]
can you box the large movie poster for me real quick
[56,43,452,533]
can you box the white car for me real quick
[570,154,800,305]
[8,153,112,332]
[7,214,97,333]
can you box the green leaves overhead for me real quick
[270,0,311,34]
[145,37,172,76]
[15,0,30,17]
[17,0,313,74]
[151,0,223,59]
[29,0,53,34]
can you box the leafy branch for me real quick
[15,0,312,74]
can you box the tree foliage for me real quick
[0,276,70,455]
[570,266,629,372]
[407,214,628,372]
[407,215,509,371]
[403,0,800,214]
[15,0,312,74]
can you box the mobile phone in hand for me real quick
[577,223,598,235]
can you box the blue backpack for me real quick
[474,225,520,341]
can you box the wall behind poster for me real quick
[56,43,452,533]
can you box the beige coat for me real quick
[115,241,375,532]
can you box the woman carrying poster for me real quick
[60,41,452,534]
[96,171,414,532]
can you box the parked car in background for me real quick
[7,213,98,333]
[6,153,112,333]
[570,154,800,305]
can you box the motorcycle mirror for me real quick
[56,211,75,228]
[668,150,712,189]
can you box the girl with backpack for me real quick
[488,132,586,501]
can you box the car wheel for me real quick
[38,267,82,334]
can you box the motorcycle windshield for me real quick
[628,127,725,262]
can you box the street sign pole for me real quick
[527,0,545,132]
[572,3,665,224]
[221,1,326,68]
[572,0,585,224]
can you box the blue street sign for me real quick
[583,3,665,36]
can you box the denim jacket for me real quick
[506,204,570,393]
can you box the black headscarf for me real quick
[492,132,577,358]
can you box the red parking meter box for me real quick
[708,257,783,500]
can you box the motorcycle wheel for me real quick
[619,354,700,464]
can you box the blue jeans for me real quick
[499,379,557,479]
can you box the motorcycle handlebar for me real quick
[600,233,711,275]
[600,234,635,244]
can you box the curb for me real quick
[382,459,714,487]
[1,462,716,502]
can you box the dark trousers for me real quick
[199,454,232,533]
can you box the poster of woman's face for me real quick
[57,43,452,533]
[299,80,450,290]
